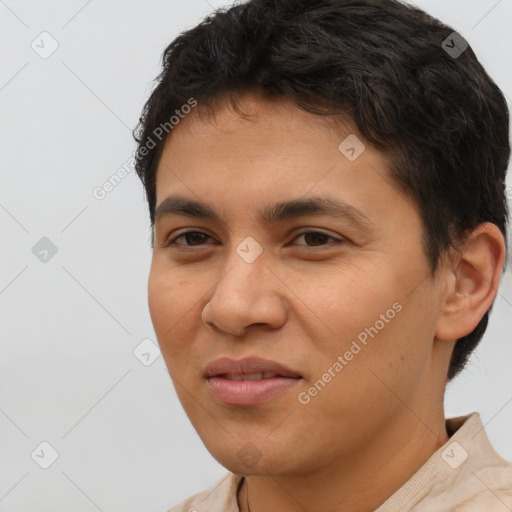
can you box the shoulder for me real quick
[377,412,512,512]
[166,472,244,512]
[418,412,512,511]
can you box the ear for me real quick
[435,222,507,341]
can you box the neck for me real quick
[238,408,449,512]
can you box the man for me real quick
[132,0,512,510]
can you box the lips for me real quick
[204,357,302,379]
[204,357,302,406]
[221,372,284,381]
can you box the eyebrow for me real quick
[154,194,375,229]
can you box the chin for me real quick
[205,437,302,477]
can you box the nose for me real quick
[201,247,288,337]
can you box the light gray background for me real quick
[0,0,511,510]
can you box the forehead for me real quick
[153,92,404,223]
[159,92,353,159]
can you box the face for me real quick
[148,93,450,477]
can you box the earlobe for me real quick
[435,222,506,341]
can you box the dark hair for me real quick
[133,0,510,380]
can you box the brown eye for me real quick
[167,231,212,247]
[293,230,343,247]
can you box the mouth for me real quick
[204,357,302,406]
[214,372,293,381]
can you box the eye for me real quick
[165,229,343,248]
[166,230,213,247]
[292,229,344,247]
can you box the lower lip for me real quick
[206,376,301,406]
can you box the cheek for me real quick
[300,260,433,380]
[297,264,398,347]
[333,284,439,409]
[148,265,191,348]
[148,263,215,380]
[147,268,171,337]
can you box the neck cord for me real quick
[245,479,251,512]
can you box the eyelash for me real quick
[164,229,344,249]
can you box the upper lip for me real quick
[204,357,302,378]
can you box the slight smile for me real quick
[204,357,303,407]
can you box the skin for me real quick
[148,92,506,512]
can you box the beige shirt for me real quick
[167,413,512,511]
